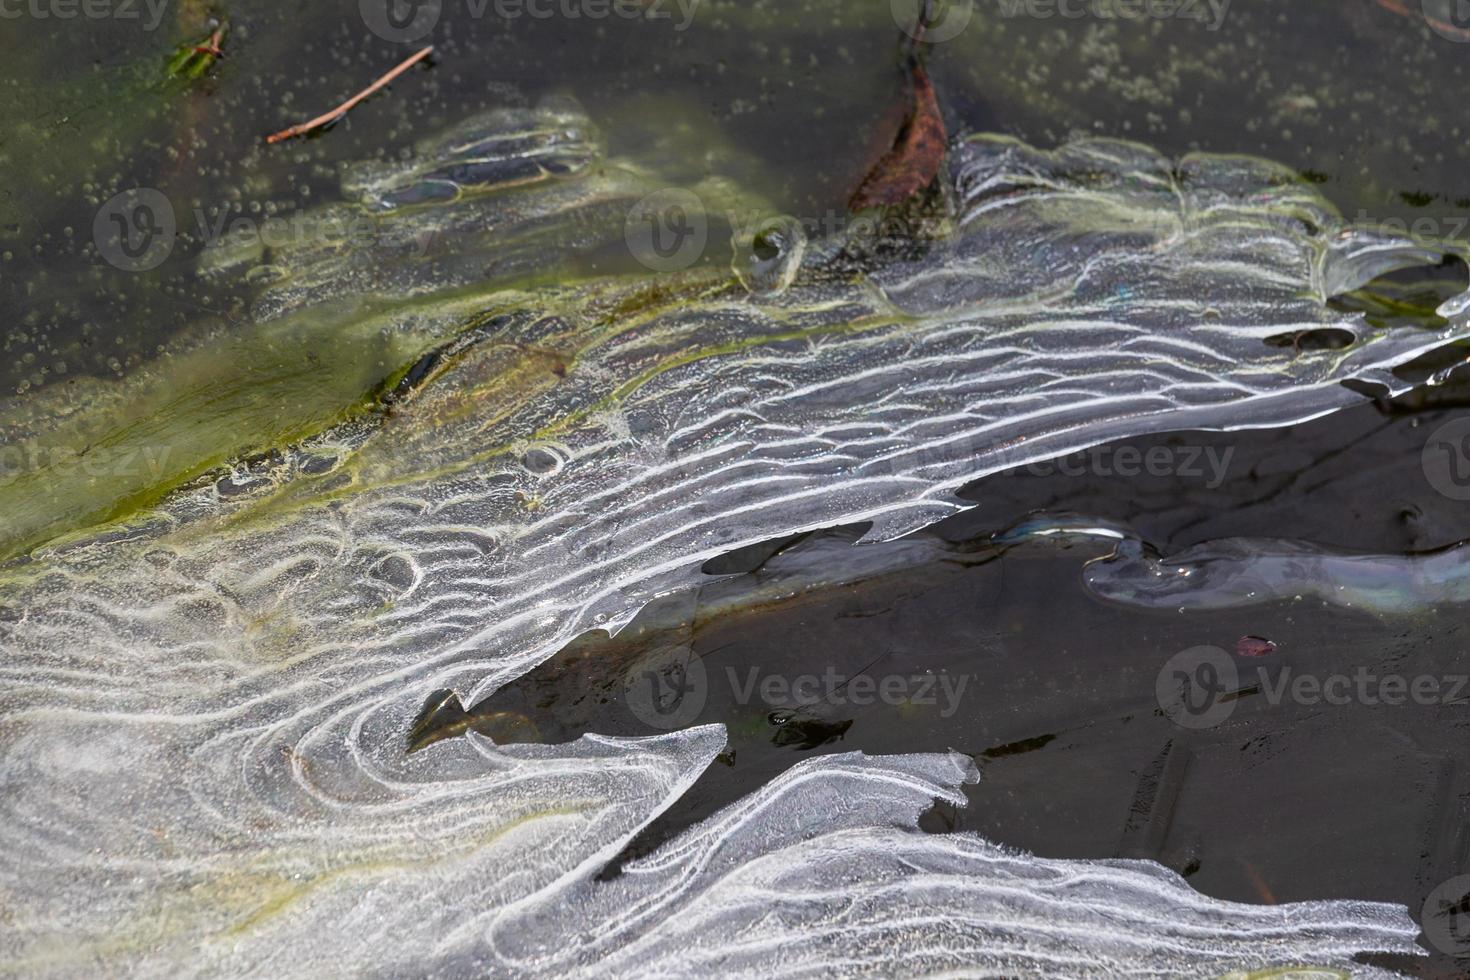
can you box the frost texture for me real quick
[2,104,1463,975]
[488,752,1418,979]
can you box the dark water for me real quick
[5,0,1470,396]
[9,0,1470,973]
[434,371,1470,975]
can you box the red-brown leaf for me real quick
[849,63,947,211]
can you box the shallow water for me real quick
[7,0,1470,392]
[6,2,1470,977]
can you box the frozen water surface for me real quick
[2,102,1467,975]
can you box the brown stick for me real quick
[265,45,434,145]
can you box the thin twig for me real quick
[265,45,433,145]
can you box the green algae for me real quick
[0,297,430,559]
[0,84,800,563]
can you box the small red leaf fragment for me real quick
[1236,635,1277,658]
[849,62,947,211]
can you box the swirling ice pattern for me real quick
[533,754,1418,979]
[2,104,1464,975]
